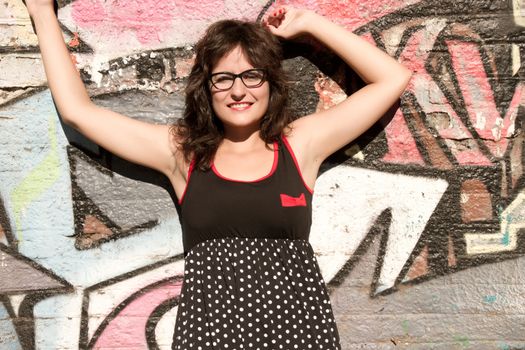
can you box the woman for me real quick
[24,1,412,348]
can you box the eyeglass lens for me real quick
[210,69,265,90]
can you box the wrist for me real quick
[296,10,318,35]
[29,7,58,33]
[26,3,56,20]
[303,10,327,37]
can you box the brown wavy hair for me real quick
[170,19,292,170]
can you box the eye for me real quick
[212,74,233,83]
[242,70,264,80]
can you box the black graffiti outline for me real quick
[0,244,73,349]
[79,255,183,348]
[145,296,181,349]
[256,0,525,295]
[83,274,183,349]
[67,146,162,250]
[0,196,16,249]
[402,92,458,168]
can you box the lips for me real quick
[227,102,253,111]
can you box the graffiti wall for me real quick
[1,0,524,348]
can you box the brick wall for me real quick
[0,0,524,348]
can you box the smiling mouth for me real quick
[228,102,253,110]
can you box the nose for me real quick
[229,76,247,100]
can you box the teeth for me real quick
[230,103,251,108]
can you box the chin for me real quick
[223,118,262,129]
[216,111,265,128]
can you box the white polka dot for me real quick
[172,238,340,349]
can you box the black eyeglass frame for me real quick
[209,68,267,91]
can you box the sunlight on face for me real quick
[210,46,270,131]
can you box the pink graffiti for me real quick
[72,0,178,44]
[380,25,445,165]
[277,2,519,167]
[271,0,422,31]
[396,24,493,166]
[383,108,425,164]
[173,0,228,20]
[448,40,523,158]
[70,0,266,47]
[71,0,105,28]
[92,280,183,348]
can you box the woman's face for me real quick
[209,46,270,131]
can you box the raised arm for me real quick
[23,1,178,176]
[265,7,412,186]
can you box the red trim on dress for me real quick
[178,159,196,205]
[212,141,279,183]
[281,135,314,194]
[280,193,307,207]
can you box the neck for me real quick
[220,128,267,153]
[223,123,261,142]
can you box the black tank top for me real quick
[178,135,313,256]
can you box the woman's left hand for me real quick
[263,6,312,40]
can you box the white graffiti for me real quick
[310,165,448,294]
[465,191,525,254]
[0,90,184,348]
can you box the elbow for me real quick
[377,65,413,91]
[58,102,93,129]
[61,115,80,131]
[57,110,78,129]
[396,67,413,93]
[58,111,73,126]
[400,66,413,84]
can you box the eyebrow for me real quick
[210,68,259,75]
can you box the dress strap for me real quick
[281,135,314,194]
[178,158,195,205]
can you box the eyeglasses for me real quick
[209,68,267,91]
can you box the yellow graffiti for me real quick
[11,116,61,240]
[512,44,520,77]
[513,0,525,27]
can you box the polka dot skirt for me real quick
[172,237,341,349]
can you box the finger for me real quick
[262,18,277,32]
[263,12,270,23]
[268,14,282,27]
[265,6,287,27]
[266,23,280,36]
[268,7,285,19]
[275,7,286,19]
